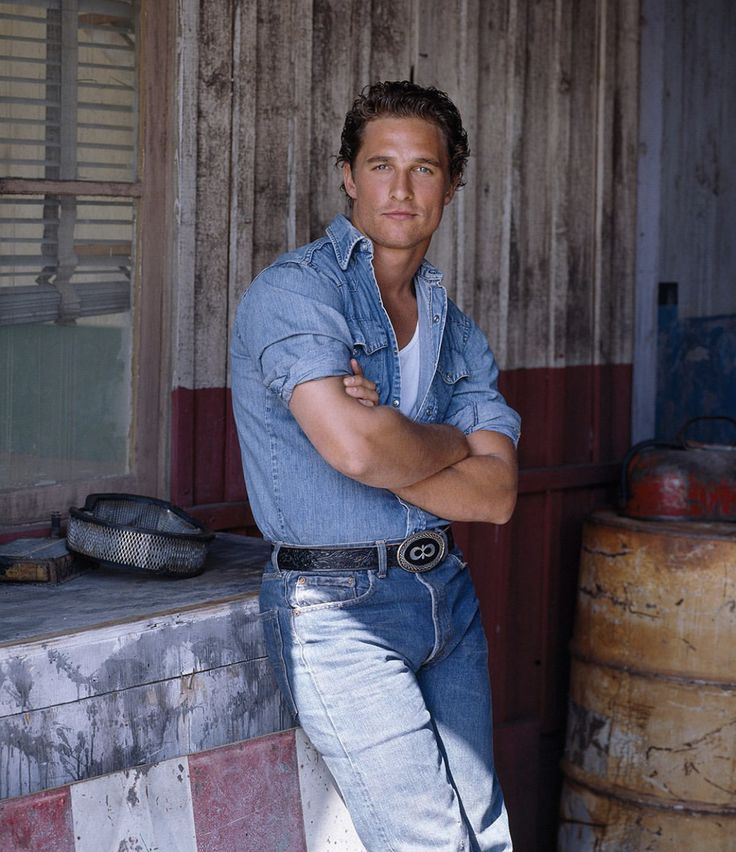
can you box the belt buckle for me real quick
[396,529,447,573]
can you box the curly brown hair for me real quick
[336,80,470,191]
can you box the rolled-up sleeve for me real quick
[443,321,521,447]
[232,262,352,403]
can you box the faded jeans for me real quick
[259,545,513,852]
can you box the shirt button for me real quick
[425,407,433,416]
[433,314,440,323]
[392,399,400,407]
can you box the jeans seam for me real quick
[260,609,299,718]
[415,572,443,666]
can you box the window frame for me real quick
[0,0,174,532]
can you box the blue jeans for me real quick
[259,545,512,852]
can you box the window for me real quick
[0,0,171,528]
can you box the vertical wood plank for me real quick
[659,0,736,319]
[548,0,573,368]
[473,0,521,368]
[415,0,479,318]
[192,0,235,503]
[251,0,312,275]
[138,0,175,495]
[633,0,664,442]
[228,0,257,316]
[309,0,373,238]
[563,0,598,370]
[194,0,234,392]
[368,0,413,81]
[607,0,638,364]
[173,0,200,394]
[507,0,556,371]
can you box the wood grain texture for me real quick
[173,0,639,394]
[659,0,736,319]
[193,0,234,392]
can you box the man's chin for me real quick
[371,224,431,251]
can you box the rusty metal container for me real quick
[621,416,736,522]
[558,511,736,851]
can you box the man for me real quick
[231,81,520,851]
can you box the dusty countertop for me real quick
[0,533,271,645]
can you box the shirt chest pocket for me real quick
[347,319,390,403]
[429,345,471,419]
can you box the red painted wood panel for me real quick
[171,387,247,516]
[172,365,631,520]
[0,788,74,852]
[189,732,306,852]
[170,386,196,507]
[500,364,632,469]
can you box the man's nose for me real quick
[390,170,413,201]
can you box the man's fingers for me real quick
[343,360,378,406]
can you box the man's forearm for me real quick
[289,377,470,490]
[392,432,518,524]
[336,405,471,489]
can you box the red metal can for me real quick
[621,417,736,522]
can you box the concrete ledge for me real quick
[0,535,292,799]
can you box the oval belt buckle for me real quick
[397,529,447,573]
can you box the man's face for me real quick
[342,116,456,255]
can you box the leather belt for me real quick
[276,527,454,574]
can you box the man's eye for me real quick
[373,163,389,171]
[415,166,432,174]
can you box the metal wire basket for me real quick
[66,493,214,577]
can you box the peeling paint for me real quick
[1,612,289,799]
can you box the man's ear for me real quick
[343,162,358,200]
[444,179,458,206]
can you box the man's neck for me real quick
[369,244,426,349]
[371,243,427,301]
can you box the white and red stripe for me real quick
[0,728,364,852]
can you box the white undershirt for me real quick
[398,315,421,418]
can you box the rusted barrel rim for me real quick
[586,509,736,542]
[567,647,736,688]
[560,765,736,817]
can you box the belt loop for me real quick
[270,543,282,573]
[376,540,388,578]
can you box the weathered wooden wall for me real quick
[634,0,736,441]
[659,0,736,320]
[169,2,640,848]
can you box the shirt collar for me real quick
[325,214,444,285]
[326,214,369,270]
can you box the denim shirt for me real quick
[230,214,521,546]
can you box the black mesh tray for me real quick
[66,493,214,577]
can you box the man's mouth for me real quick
[383,211,417,220]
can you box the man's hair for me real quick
[337,80,470,190]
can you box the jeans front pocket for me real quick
[288,570,375,612]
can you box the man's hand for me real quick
[342,359,379,407]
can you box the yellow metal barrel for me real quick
[558,510,736,851]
